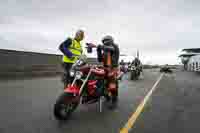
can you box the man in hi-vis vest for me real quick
[59,30,84,87]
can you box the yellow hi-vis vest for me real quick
[62,39,83,63]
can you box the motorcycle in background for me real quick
[130,65,141,80]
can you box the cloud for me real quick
[1,0,200,64]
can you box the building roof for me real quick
[182,48,200,53]
[179,53,200,57]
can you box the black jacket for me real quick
[131,59,141,67]
[97,43,120,67]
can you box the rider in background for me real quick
[132,57,141,67]
[120,60,125,66]
[120,59,126,73]
[59,30,84,87]
[131,57,143,75]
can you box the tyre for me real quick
[105,81,119,109]
[111,81,119,108]
[106,93,118,109]
[54,93,79,120]
[109,90,118,109]
[130,71,136,80]
[136,71,140,80]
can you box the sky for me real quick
[1,0,200,65]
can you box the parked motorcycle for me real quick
[54,55,119,120]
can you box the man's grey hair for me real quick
[75,29,84,36]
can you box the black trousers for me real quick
[62,63,73,87]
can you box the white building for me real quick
[179,48,200,72]
[187,55,200,72]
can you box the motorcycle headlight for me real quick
[77,60,83,66]
[75,71,83,79]
[70,70,75,77]
[131,66,136,70]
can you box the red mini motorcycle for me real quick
[54,55,119,120]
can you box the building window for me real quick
[193,62,195,71]
[198,62,200,71]
[196,62,198,70]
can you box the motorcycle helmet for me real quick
[102,35,114,45]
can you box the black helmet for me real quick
[102,35,114,44]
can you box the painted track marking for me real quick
[120,73,164,133]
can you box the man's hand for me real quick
[86,43,97,48]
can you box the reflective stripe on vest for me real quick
[62,39,82,63]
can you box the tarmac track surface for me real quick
[0,70,199,133]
